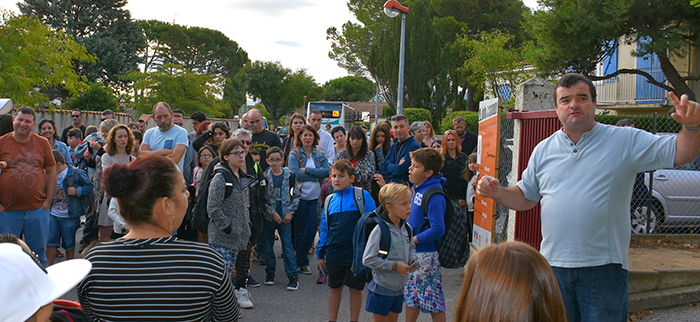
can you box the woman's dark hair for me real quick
[212,122,231,138]
[455,241,567,322]
[102,156,180,225]
[330,126,346,138]
[346,126,368,161]
[197,145,217,167]
[369,123,391,156]
[105,124,135,155]
[0,115,13,136]
[295,125,319,147]
[38,118,59,141]
[132,130,143,143]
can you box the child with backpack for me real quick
[261,147,301,291]
[46,150,94,266]
[404,148,447,321]
[362,183,417,322]
[317,160,376,322]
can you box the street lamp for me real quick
[383,0,409,115]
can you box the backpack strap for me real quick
[324,194,334,231]
[215,167,236,199]
[292,149,302,168]
[352,186,365,214]
[375,217,391,259]
[289,172,296,196]
[419,187,447,249]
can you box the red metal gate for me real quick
[507,110,561,250]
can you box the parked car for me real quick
[631,136,700,234]
[277,126,289,140]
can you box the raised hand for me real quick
[669,92,700,129]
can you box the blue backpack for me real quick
[351,208,413,283]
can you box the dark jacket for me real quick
[380,136,421,185]
[245,154,268,243]
[461,131,478,155]
[441,152,468,201]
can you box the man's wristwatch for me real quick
[683,123,700,132]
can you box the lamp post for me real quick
[383,0,409,115]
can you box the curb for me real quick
[629,270,700,312]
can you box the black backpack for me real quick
[191,166,235,233]
[351,208,413,283]
[420,187,471,269]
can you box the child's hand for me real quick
[67,187,77,196]
[272,212,283,224]
[84,149,90,159]
[284,213,292,224]
[0,161,7,169]
[318,259,326,272]
[396,261,411,276]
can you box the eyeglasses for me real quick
[444,130,457,135]
[414,129,426,134]
[201,154,213,159]
[71,115,81,118]
[230,150,247,157]
[268,158,282,163]
[241,141,252,146]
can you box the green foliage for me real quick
[0,11,92,106]
[19,0,146,90]
[403,108,431,125]
[238,61,322,127]
[595,115,682,133]
[127,64,226,116]
[441,111,478,134]
[383,105,395,118]
[459,30,532,102]
[323,76,375,101]
[525,0,700,99]
[62,82,119,112]
[693,0,700,8]
[137,20,250,111]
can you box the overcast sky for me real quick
[0,0,540,85]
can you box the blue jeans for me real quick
[292,199,318,267]
[48,215,80,250]
[552,264,628,322]
[0,208,50,267]
[263,219,297,278]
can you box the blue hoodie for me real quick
[317,186,377,263]
[408,173,447,253]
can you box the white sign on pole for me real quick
[361,111,370,122]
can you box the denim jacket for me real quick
[263,168,301,222]
[288,146,330,186]
[61,166,94,219]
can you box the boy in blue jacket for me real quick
[404,147,447,322]
[46,150,93,266]
[317,160,376,322]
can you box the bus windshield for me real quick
[309,102,342,119]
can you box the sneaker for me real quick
[234,288,254,309]
[246,275,260,288]
[264,273,275,285]
[286,276,299,291]
[299,265,312,275]
[255,253,266,266]
[316,273,325,284]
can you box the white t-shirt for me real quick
[301,157,321,201]
[318,129,335,164]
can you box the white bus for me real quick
[306,101,355,129]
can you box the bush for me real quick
[403,108,432,125]
[442,111,479,134]
[62,82,119,112]
[383,105,395,118]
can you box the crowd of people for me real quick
[1,72,700,322]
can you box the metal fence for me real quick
[493,116,515,243]
[611,114,700,235]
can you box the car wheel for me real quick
[630,203,661,234]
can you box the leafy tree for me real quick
[403,107,431,125]
[459,30,532,103]
[62,82,119,111]
[526,0,700,100]
[323,76,376,101]
[441,111,478,133]
[19,0,145,90]
[0,11,92,106]
[127,64,226,116]
[137,20,250,112]
[238,61,322,127]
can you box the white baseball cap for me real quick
[0,243,92,322]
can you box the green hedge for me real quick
[441,111,479,134]
[403,108,432,126]
[595,115,680,133]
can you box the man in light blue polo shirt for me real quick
[477,73,700,322]
[140,102,189,173]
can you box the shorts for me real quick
[210,244,238,276]
[366,290,403,316]
[47,215,80,250]
[403,252,446,313]
[326,258,365,291]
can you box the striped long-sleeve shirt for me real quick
[78,237,239,321]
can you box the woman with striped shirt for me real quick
[78,156,239,321]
